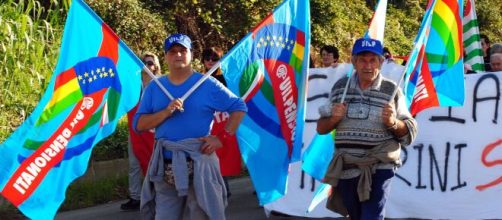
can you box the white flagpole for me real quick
[180,61,222,101]
[143,66,175,101]
[340,65,354,103]
[142,61,221,112]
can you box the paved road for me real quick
[56,177,328,220]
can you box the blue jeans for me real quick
[338,169,395,220]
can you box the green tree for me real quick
[476,0,502,43]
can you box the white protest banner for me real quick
[387,72,502,219]
[266,71,502,220]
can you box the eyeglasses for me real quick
[203,57,220,62]
[145,61,155,66]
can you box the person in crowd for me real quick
[201,46,242,198]
[490,53,502,72]
[489,43,502,55]
[121,52,161,211]
[320,45,340,68]
[382,47,395,64]
[317,37,418,220]
[480,34,491,71]
[136,33,247,219]
[202,47,225,83]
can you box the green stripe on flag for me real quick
[77,108,103,134]
[107,89,121,121]
[289,55,303,73]
[464,35,481,46]
[463,19,479,32]
[36,90,83,126]
[260,80,275,105]
[432,13,450,50]
[239,62,260,96]
[471,63,485,71]
[466,49,484,60]
[426,52,446,64]
[23,139,44,150]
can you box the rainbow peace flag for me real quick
[364,0,388,42]
[0,0,143,218]
[404,0,465,115]
[220,0,310,205]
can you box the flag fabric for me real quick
[306,182,331,213]
[404,0,465,116]
[0,0,143,218]
[462,0,484,72]
[220,0,310,205]
[127,105,154,175]
[364,0,388,42]
[301,132,334,181]
[211,112,242,176]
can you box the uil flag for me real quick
[463,0,484,72]
[0,0,143,218]
[220,0,310,204]
[404,0,465,115]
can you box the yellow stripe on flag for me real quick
[434,0,461,61]
[292,43,304,61]
[44,78,80,110]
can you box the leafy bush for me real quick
[87,0,169,58]
[0,0,153,160]
[2,0,502,160]
[0,0,65,141]
[91,118,129,161]
[60,175,129,211]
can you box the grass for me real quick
[0,174,129,218]
[0,0,66,142]
[0,0,129,159]
[60,175,129,211]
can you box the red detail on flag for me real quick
[211,112,242,176]
[98,24,119,64]
[127,105,154,175]
[265,59,298,156]
[252,13,275,38]
[448,0,463,58]
[464,0,472,17]
[0,89,107,206]
[54,68,77,89]
[409,46,439,116]
[296,29,305,46]
[244,73,264,102]
[476,139,502,191]
[426,0,434,10]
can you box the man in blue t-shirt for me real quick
[134,33,247,220]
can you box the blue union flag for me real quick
[220,0,310,204]
[0,0,143,218]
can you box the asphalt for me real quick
[55,177,330,220]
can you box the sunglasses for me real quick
[203,57,220,62]
[145,61,155,66]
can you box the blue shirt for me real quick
[133,72,247,158]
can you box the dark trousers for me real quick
[338,169,395,220]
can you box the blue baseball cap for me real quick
[164,33,192,52]
[352,38,383,56]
